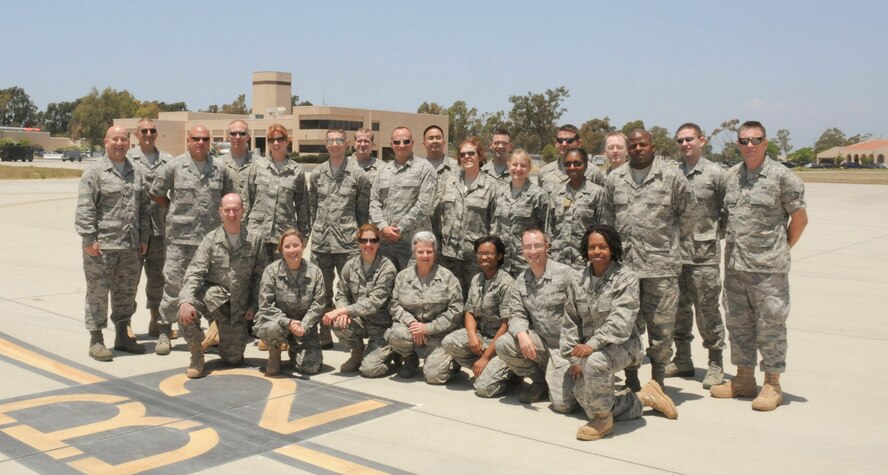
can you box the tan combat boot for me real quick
[186,346,205,379]
[266,349,282,376]
[637,380,678,419]
[201,321,219,351]
[752,373,784,411]
[155,324,172,355]
[576,412,614,441]
[665,341,695,377]
[702,349,725,389]
[710,366,757,398]
[340,343,364,373]
[88,331,113,362]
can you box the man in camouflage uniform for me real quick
[76,125,150,361]
[369,127,437,270]
[538,124,605,194]
[178,193,265,378]
[127,118,173,337]
[482,128,512,184]
[309,129,371,348]
[665,123,728,388]
[710,121,807,412]
[352,127,380,187]
[495,228,578,413]
[150,125,231,355]
[422,125,459,250]
[219,119,255,194]
[601,129,697,388]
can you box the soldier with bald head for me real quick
[150,125,233,356]
[76,125,151,361]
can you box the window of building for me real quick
[381,147,395,161]
[300,119,364,131]
[299,144,327,154]
[372,122,380,131]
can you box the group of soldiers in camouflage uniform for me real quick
[75,117,806,440]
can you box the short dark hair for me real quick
[557,124,579,136]
[565,147,588,165]
[739,121,767,138]
[580,224,623,264]
[492,128,511,139]
[676,123,703,138]
[474,235,506,268]
[423,125,444,138]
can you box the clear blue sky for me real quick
[4,0,886,151]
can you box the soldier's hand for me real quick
[381,226,400,242]
[412,331,427,346]
[569,364,583,381]
[333,314,350,329]
[289,320,305,337]
[84,242,101,257]
[472,356,489,378]
[178,303,197,325]
[322,311,336,326]
[517,332,537,361]
[467,334,483,356]
[571,344,593,358]
[244,310,255,321]
[139,242,148,256]
[408,321,427,335]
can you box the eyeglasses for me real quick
[269,137,288,143]
[492,141,510,147]
[521,243,547,251]
[459,150,477,158]
[326,138,346,145]
[564,160,585,168]
[392,139,412,145]
[676,137,697,144]
[358,238,380,244]
[476,251,498,257]
[229,131,248,137]
[555,137,577,144]
[738,137,765,146]
[140,128,157,135]
[190,136,211,143]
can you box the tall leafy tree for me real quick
[620,119,645,135]
[813,127,846,153]
[650,125,678,159]
[507,86,570,153]
[417,101,446,115]
[775,129,792,156]
[41,100,80,135]
[579,117,615,155]
[0,86,39,127]
[70,87,140,148]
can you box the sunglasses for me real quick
[140,128,157,135]
[326,138,346,145]
[738,137,765,145]
[229,131,248,137]
[564,160,585,168]
[392,139,412,145]
[555,137,577,144]
[269,137,288,143]
[459,150,477,158]
[190,136,211,143]
[676,137,697,144]
[358,238,380,244]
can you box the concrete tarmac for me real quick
[0,178,885,474]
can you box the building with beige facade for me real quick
[817,139,888,164]
[115,71,449,159]
[0,127,76,151]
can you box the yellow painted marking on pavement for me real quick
[0,394,126,425]
[260,399,388,435]
[0,337,105,385]
[68,427,218,475]
[275,444,389,475]
[157,373,191,397]
[45,446,83,459]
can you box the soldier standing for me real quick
[219,119,255,194]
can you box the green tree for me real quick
[0,86,39,127]
[579,117,615,155]
[221,94,249,114]
[507,86,570,153]
[541,143,559,163]
[417,101,446,115]
[446,100,480,146]
[620,120,645,135]
[476,110,508,145]
[766,141,780,160]
[40,100,80,135]
[786,147,814,163]
[814,127,846,153]
[650,125,678,159]
[710,118,741,162]
[775,129,792,156]
[845,132,871,145]
[70,87,140,148]
[292,95,313,106]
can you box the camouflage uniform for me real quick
[429,157,460,253]
[309,157,371,313]
[253,259,326,374]
[332,254,398,377]
[538,160,605,195]
[437,170,498,294]
[243,157,312,260]
[562,263,644,421]
[547,180,606,270]
[179,226,265,364]
[76,156,151,331]
[150,153,231,325]
[385,264,463,384]
[220,150,257,195]
[481,160,510,185]
[128,147,173,311]
[676,158,728,352]
[369,155,437,269]
[442,269,515,397]
[495,260,578,413]
[723,158,806,373]
[353,154,380,189]
[491,181,549,277]
[601,157,698,379]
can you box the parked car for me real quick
[868,163,888,169]
[841,162,863,169]
[803,163,824,169]
[62,150,82,162]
